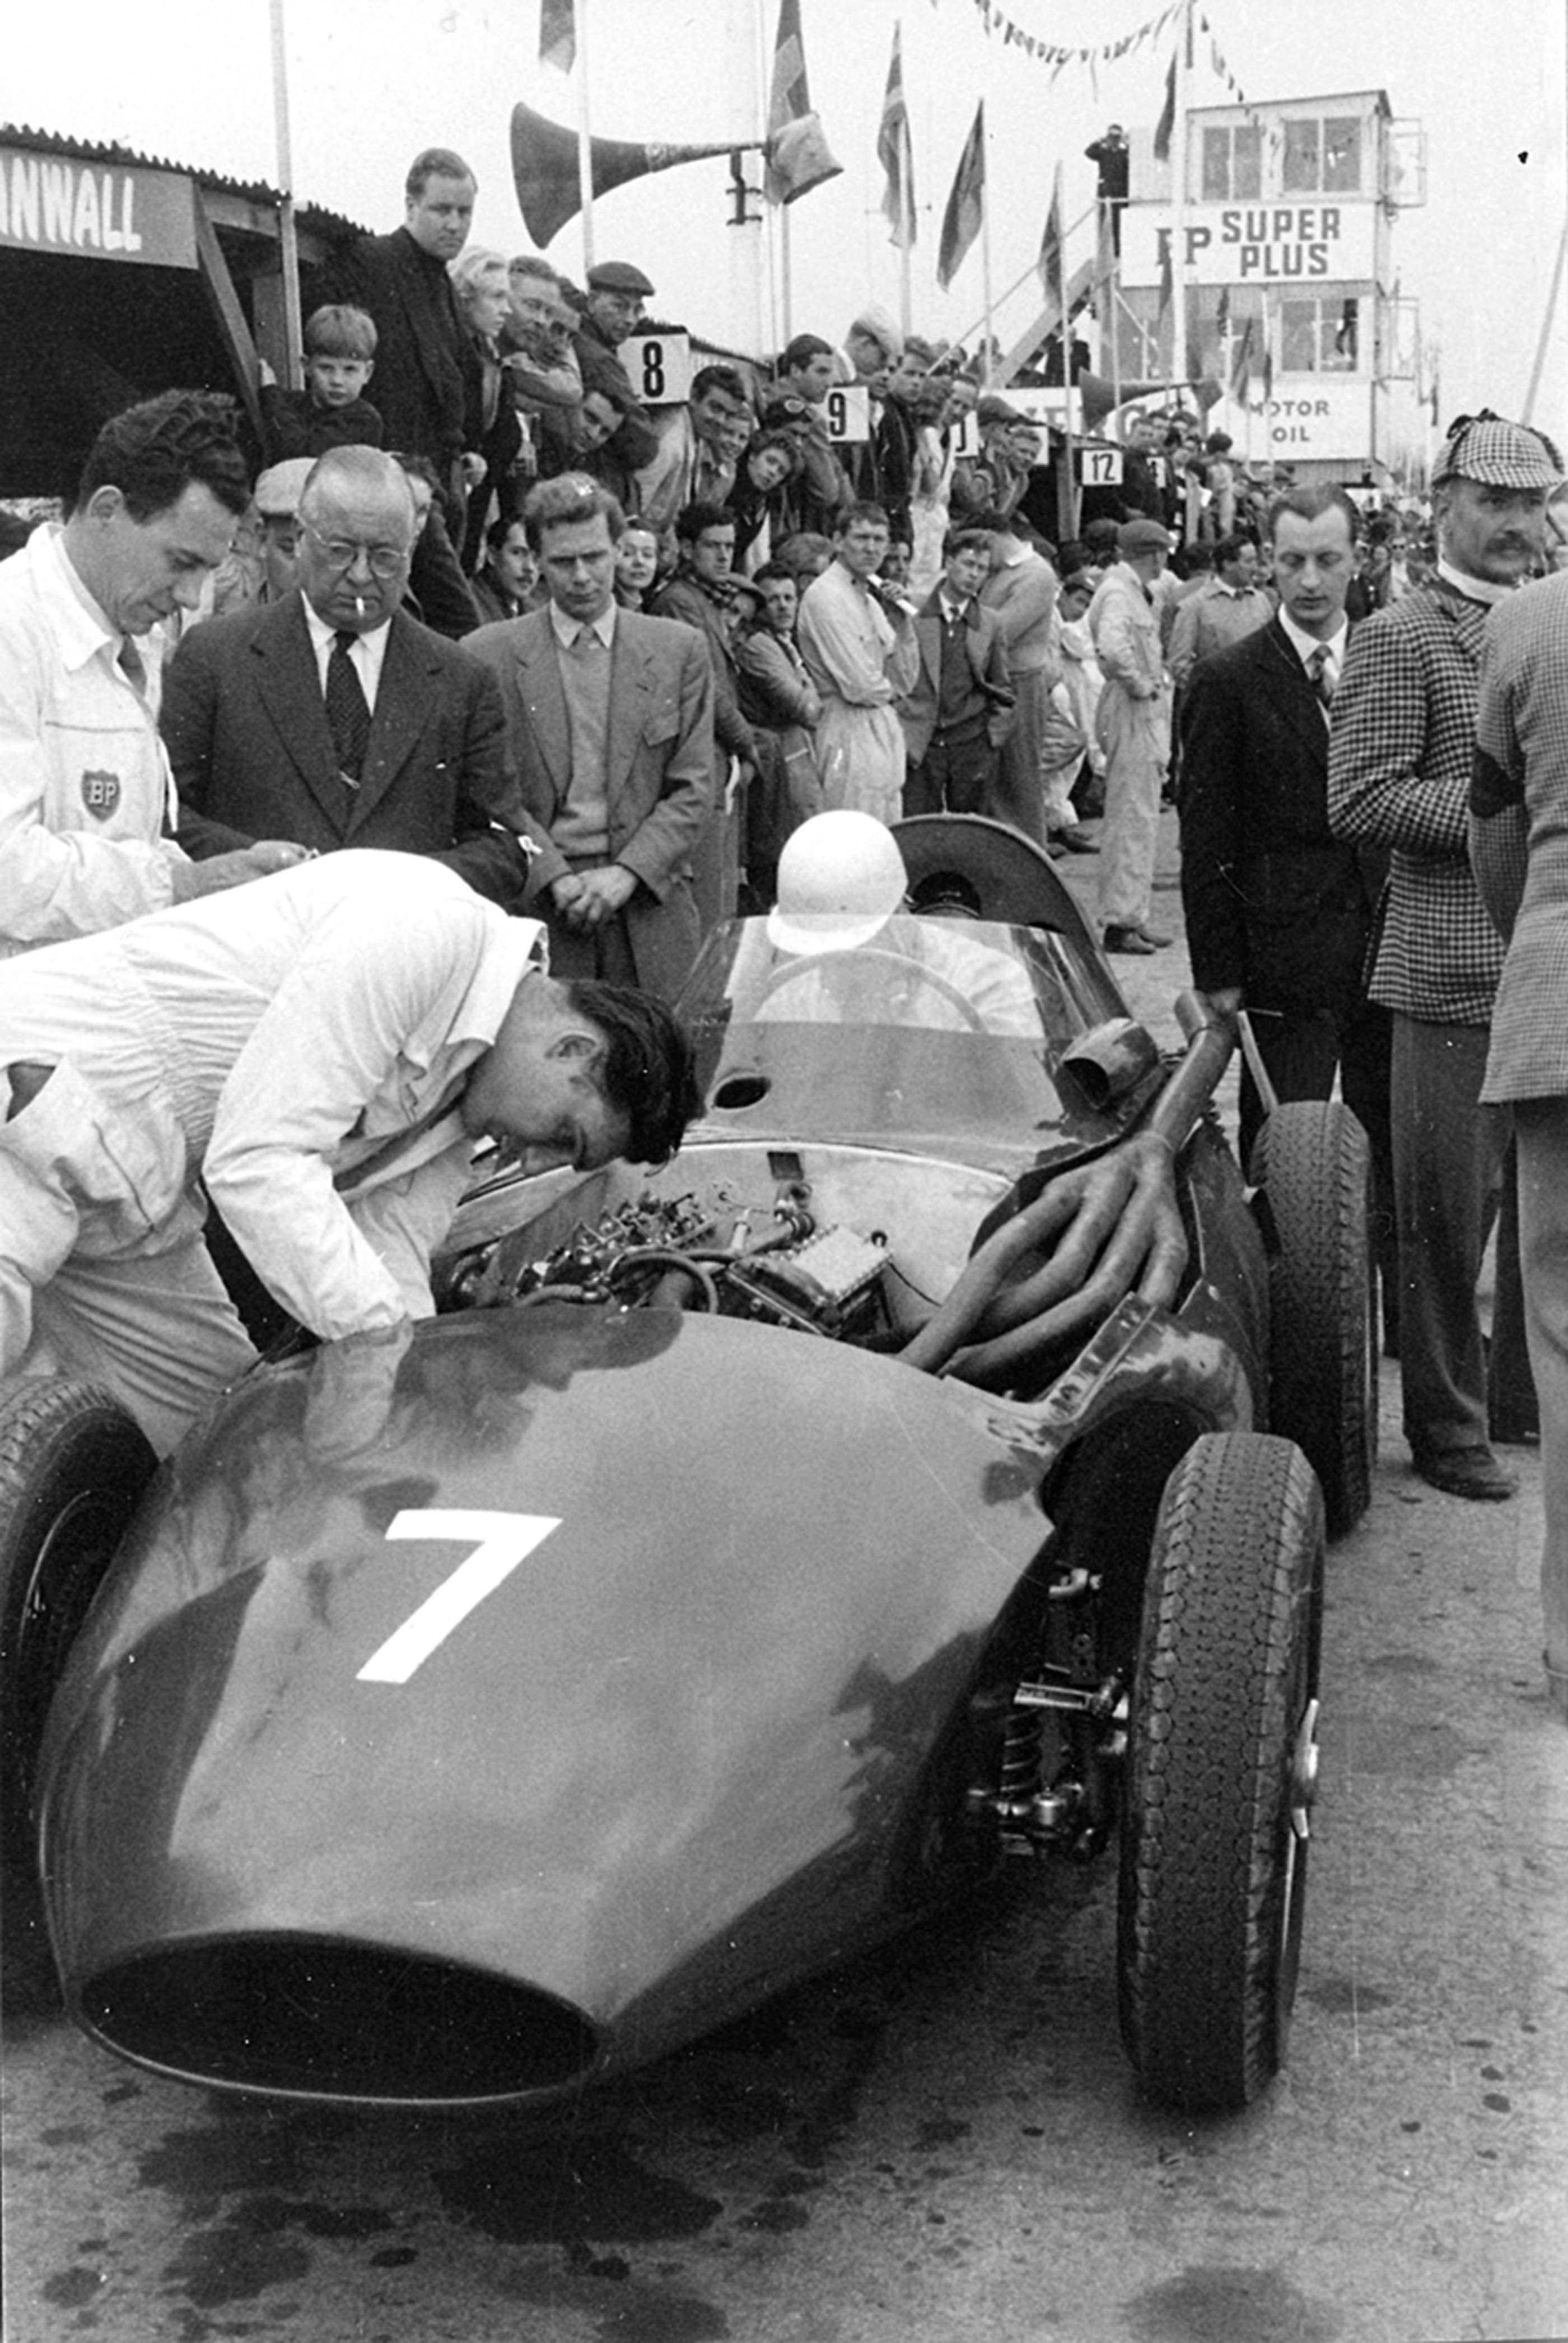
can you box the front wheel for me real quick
[1117,1431,1324,2113]
[0,1377,156,1830]
[1251,1100,1376,1538]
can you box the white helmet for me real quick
[768,811,908,954]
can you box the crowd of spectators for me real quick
[8,138,1568,1709]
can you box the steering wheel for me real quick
[756,947,987,1032]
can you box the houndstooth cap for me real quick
[1431,411,1563,490]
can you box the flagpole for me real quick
[1168,0,1192,394]
[268,0,302,390]
[575,0,595,277]
[979,105,994,386]
[899,114,913,341]
[1056,165,1076,537]
[1109,206,1123,422]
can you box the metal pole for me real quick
[268,0,302,389]
[575,0,595,277]
[1057,165,1077,538]
[980,108,995,386]
[1524,221,1568,423]
[899,116,913,342]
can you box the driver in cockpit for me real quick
[755,810,1042,1038]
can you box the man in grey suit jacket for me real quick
[466,474,715,1004]
[163,448,533,911]
[1472,558,1568,1713]
[899,526,1014,821]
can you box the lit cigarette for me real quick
[354,595,367,619]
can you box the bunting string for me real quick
[964,0,1248,106]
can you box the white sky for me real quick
[9,0,1566,439]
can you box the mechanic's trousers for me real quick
[817,702,907,828]
[1095,687,1168,931]
[1,1054,256,1457]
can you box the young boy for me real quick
[258,305,384,463]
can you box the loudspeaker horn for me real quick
[511,101,757,249]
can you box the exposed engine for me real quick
[442,1192,898,1346]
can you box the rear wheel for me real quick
[0,1377,156,1826]
[1252,1100,1376,1538]
[1117,1431,1324,2113]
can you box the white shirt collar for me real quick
[301,593,394,701]
[1435,556,1515,607]
[549,598,618,649]
[1277,608,1349,670]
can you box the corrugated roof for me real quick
[0,121,368,242]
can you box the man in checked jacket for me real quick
[1329,413,1562,1502]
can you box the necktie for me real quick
[117,636,148,695]
[1308,644,1336,713]
[326,631,371,785]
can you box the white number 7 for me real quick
[357,1509,561,1685]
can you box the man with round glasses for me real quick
[162,446,538,909]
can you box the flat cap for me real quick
[1431,411,1562,490]
[253,458,314,517]
[587,260,655,297]
[977,393,1026,426]
[1117,518,1172,556]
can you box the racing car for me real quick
[8,814,1375,2117]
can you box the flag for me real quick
[1037,165,1063,300]
[878,23,914,245]
[764,0,842,203]
[1216,285,1230,339]
[937,102,985,289]
[539,0,575,73]
[1261,342,1274,403]
[1152,51,1176,162]
[1230,316,1254,403]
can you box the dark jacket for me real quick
[162,592,533,909]
[318,229,470,476]
[1179,615,1371,1014]
[258,386,385,465]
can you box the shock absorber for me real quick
[995,1704,1043,1856]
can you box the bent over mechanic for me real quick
[0,852,697,1454]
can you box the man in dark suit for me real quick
[318,148,477,522]
[900,526,1014,818]
[1180,485,1384,1171]
[162,447,534,911]
[466,474,715,1004]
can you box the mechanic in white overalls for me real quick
[0,854,697,1454]
[0,389,307,956]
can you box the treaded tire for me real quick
[1252,1100,1376,1538]
[0,1377,156,1822]
[1117,1431,1324,2114]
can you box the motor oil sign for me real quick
[1122,202,1376,288]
